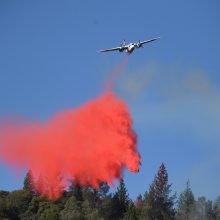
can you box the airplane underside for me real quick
[126,45,135,54]
[97,36,160,54]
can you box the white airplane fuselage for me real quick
[126,44,135,54]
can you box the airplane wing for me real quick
[139,37,160,45]
[97,46,127,52]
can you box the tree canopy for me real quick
[0,163,219,220]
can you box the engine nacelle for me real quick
[136,43,142,48]
[136,40,143,48]
[119,47,124,52]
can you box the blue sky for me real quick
[0,0,220,200]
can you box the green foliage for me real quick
[176,180,195,220]
[123,201,138,220]
[82,199,103,220]
[20,196,40,220]
[176,183,217,220]
[115,178,130,218]
[23,170,34,193]
[141,163,176,220]
[98,195,113,220]
[134,194,143,219]
[96,182,110,199]
[194,196,215,220]
[0,165,219,220]
[0,190,9,219]
[205,199,215,220]
[69,182,83,201]
[60,196,83,220]
[6,189,33,219]
[37,201,60,220]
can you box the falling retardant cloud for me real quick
[0,55,140,200]
[0,92,140,199]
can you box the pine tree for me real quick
[135,194,143,219]
[116,178,129,212]
[205,199,215,220]
[23,170,34,194]
[112,178,130,219]
[135,194,143,208]
[123,201,138,220]
[143,163,176,220]
[176,180,195,220]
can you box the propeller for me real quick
[137,40,143,48]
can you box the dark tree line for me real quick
[0,163,219,220]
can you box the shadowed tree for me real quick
[0,190,9,219]
[115,178,130,219]
[5,189,33,220]
[23,170,35,195]
[123,201,138,220]
[205,199,215,220]
[20,196,40,220]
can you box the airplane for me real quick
[97,37,160,54]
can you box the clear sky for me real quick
[0,0,220,200]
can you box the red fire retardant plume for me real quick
[0,92,140,199]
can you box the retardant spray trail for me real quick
[105,54,129,91]
[0,56,140,199]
